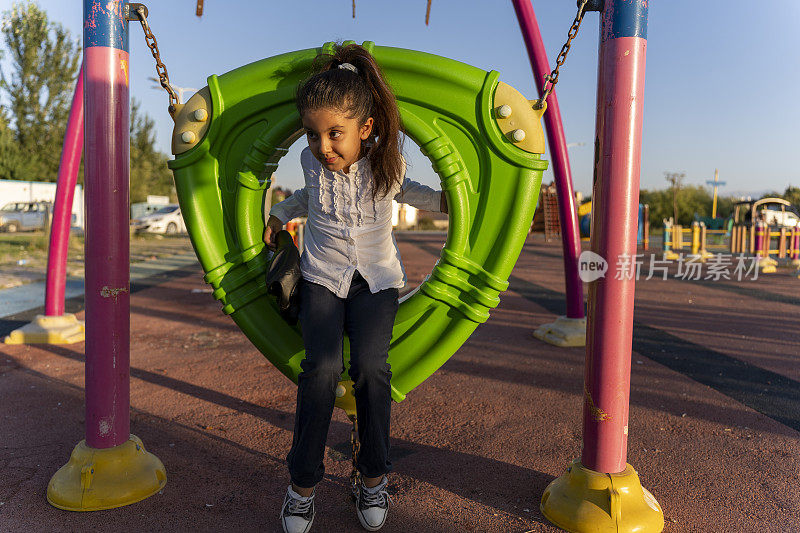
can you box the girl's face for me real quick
[302,108,374,174]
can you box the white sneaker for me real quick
[356,476,391,531]
[280,485,315,533]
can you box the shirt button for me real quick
[347,237,355,244]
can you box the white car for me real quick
[761,205,800,228]
[131,204,186,234]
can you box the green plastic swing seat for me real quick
[168,41,548,406]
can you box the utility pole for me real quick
[706,169,726,219]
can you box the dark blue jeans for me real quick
[287,271,398,488]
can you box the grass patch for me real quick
[0,232,49,250]
[0,231,84,265]
[0,231,191,271]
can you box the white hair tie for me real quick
[338,62,358,74]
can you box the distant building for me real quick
[392,201,418,229]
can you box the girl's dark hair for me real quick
[296,43,403,199]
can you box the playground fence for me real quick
[664,221,799,267]
[731,223,799,260]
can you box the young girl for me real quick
[264,44,447,533]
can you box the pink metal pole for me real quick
[512,0,585,319]
[582,0,648,473]
[754,221,765,258]
[83,0,131,449]
[44,63,84,317]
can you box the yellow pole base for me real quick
[662,250,679,261]
[541,460,664,533]
[533,316,587,347]
[757,258,777,274]
[4,313,85,344]
[47,435,166,511]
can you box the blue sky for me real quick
[2,0,799,197]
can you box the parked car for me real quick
[733,198,800,228]
[130,204,186,235]
[131,201,170,220]
[761,204,800,228]
[0,201,52,232]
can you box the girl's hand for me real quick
[263,215,284,249]
[440,192,448,214]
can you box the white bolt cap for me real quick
[511,129,526,142]
[181,131,197,144]
[192,108,208,121]
[497,104,512,118]
[335,384,346,398]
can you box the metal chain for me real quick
[535,0,590,109]
[348,414,361,499]
[127,3,179,115]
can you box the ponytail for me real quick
[296,43,403,199]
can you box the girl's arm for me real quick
[264,188,309,247]
[269,187,309,223]
[394,178,446,213]
[393,156,447,213]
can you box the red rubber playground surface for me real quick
[1,233,799,532]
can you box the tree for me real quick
[663,171,685,224]
[759,186,800,208]
[640,184,714,228]
[0,1,81,180]
[782,186,800,207]
[0,109,23,177]
[129,100,175,203]
[0,3,174,205]
[714,195,736,220]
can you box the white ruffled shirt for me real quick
[269,147,442,297]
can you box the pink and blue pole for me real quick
[45,63,84,317]
[583,0,649,474]
[512,0,585,319]
[83,0,131,449]
[541,4,661,529]
[47,3,164,511]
